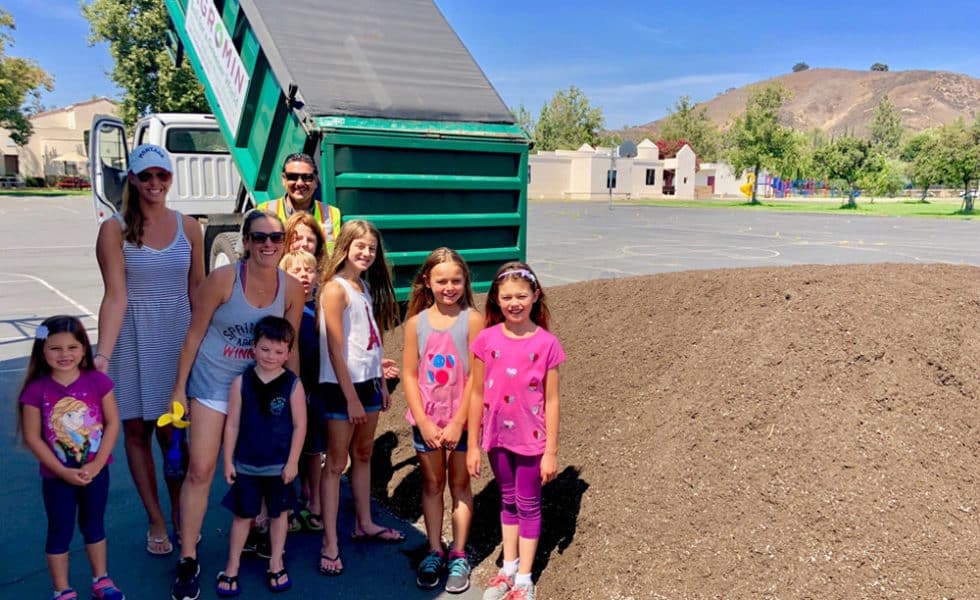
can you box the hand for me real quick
[94,354,110,374]
[60,467,90,486]
[347,399,367,425]
[170,390,189,417]
[80,460,105,482]
[540,452,558,484]
[282,462,298,484]
[466,447,482,479]
[381,385,392,412]
[224,462,237,485]
[381,358,399,380]
[418,420,441,449]
[439,421,463,450]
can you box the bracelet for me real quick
[95,353,110,361]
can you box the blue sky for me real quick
[8,0,980,128]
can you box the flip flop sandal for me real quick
[287,513,303,533]
[146,531,174,556]
[318,553,344,576]
[351,526,405,543]
[267,568,292,592]
[215,572,241,597]
[300,509,324,532]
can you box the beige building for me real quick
[527,138,747,200]
[0,97,119,180]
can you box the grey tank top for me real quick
[186,263,287,402]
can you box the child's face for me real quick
[286,262,316,299]
[496,279,539,326]
[426,261,465,308]
[289,224,318,255]
[253,337,290,372]
[43,332,85,375]
[345,233,377,273]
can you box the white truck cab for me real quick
[89,113,249,270]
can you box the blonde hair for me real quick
[406,247,475,318]
[319,220,398,334]
[49,397,92,453]
[280,249,317,272]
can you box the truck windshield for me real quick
[165,128,229,155]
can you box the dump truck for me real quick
[90,0,529,299]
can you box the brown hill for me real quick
[376,263,980,598]
[627,68,980,141]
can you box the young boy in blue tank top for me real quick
[217,316,307,595]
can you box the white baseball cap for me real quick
[128,144,173,174]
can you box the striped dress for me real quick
[108,213,192,421]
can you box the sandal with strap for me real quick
[267,568,292,592]
[318,553,344,576]
[215,572,241,597]
[300,509,324,532]
[146,530,174,556]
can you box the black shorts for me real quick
[221,473,293,519]
[318,378,383,420]
[303,392,327,455]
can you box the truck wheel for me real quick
[209,232,240,271]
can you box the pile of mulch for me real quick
[372,263,980,598]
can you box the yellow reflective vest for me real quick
[257,198,342,256]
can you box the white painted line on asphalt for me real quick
[0,245,91,251]
[0,272,97,321]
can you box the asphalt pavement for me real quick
[3,196,980,598]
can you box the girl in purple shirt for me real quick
[466,263,565,600]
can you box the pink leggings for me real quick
[488,448,542,539]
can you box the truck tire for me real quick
[209,232,240,272]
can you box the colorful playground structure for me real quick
[741,173,834,199]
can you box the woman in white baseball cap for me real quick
[94,143,205,556]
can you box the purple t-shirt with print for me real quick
[19,371,114,478]
[470,324,565,456]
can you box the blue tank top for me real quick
[233,365,298,475]
[187,263,286,402]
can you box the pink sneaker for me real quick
[91,576,125,600]
[481,572,514,600]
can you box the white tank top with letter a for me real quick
[318,276,383,384]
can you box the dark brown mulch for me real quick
[372,263,980,598]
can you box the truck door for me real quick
[89,115,129,223]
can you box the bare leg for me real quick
[123,419,168,541]
[349,413,386,535]
[178,400,225,559]
[447,450,474,552]
[320,419,353,563]
[268,512,288,573]
[83,538,108,578]
[306,453,324,514]
[417,450,447,552]
[223,516,250,576]
[46,553,70,592]
[517,536,539,576]
[501,524,519,564]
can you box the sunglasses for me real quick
[283,172,315,182]
[136,170,172,182]
[248,231,286,244]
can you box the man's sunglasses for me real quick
[136,170,172,182]
[247,232,286,244]
[283,172,315,182]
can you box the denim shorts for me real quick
[319,378,383,421]
[412,426,469,454]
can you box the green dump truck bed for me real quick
[165,0,528,298]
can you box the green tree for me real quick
[871,63,889,72]
[0,9,53,145]
[534,86,604,151]
[935,117,980,212]
[869,95,904,157]
[860,157,903,198]
[725,83,796,204]
[792,62,809,72]
[659,96,721,161]
[83,0,208,127]
[813,136,881,208]
[511,103,535,141]
[900,131,942,202]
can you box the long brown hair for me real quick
[319,220,398,334]
[16,315,95,442]
[120,180,145,246]
[405,247,475,318]
[485,261,551,330]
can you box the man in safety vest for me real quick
[257,152,342,255]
